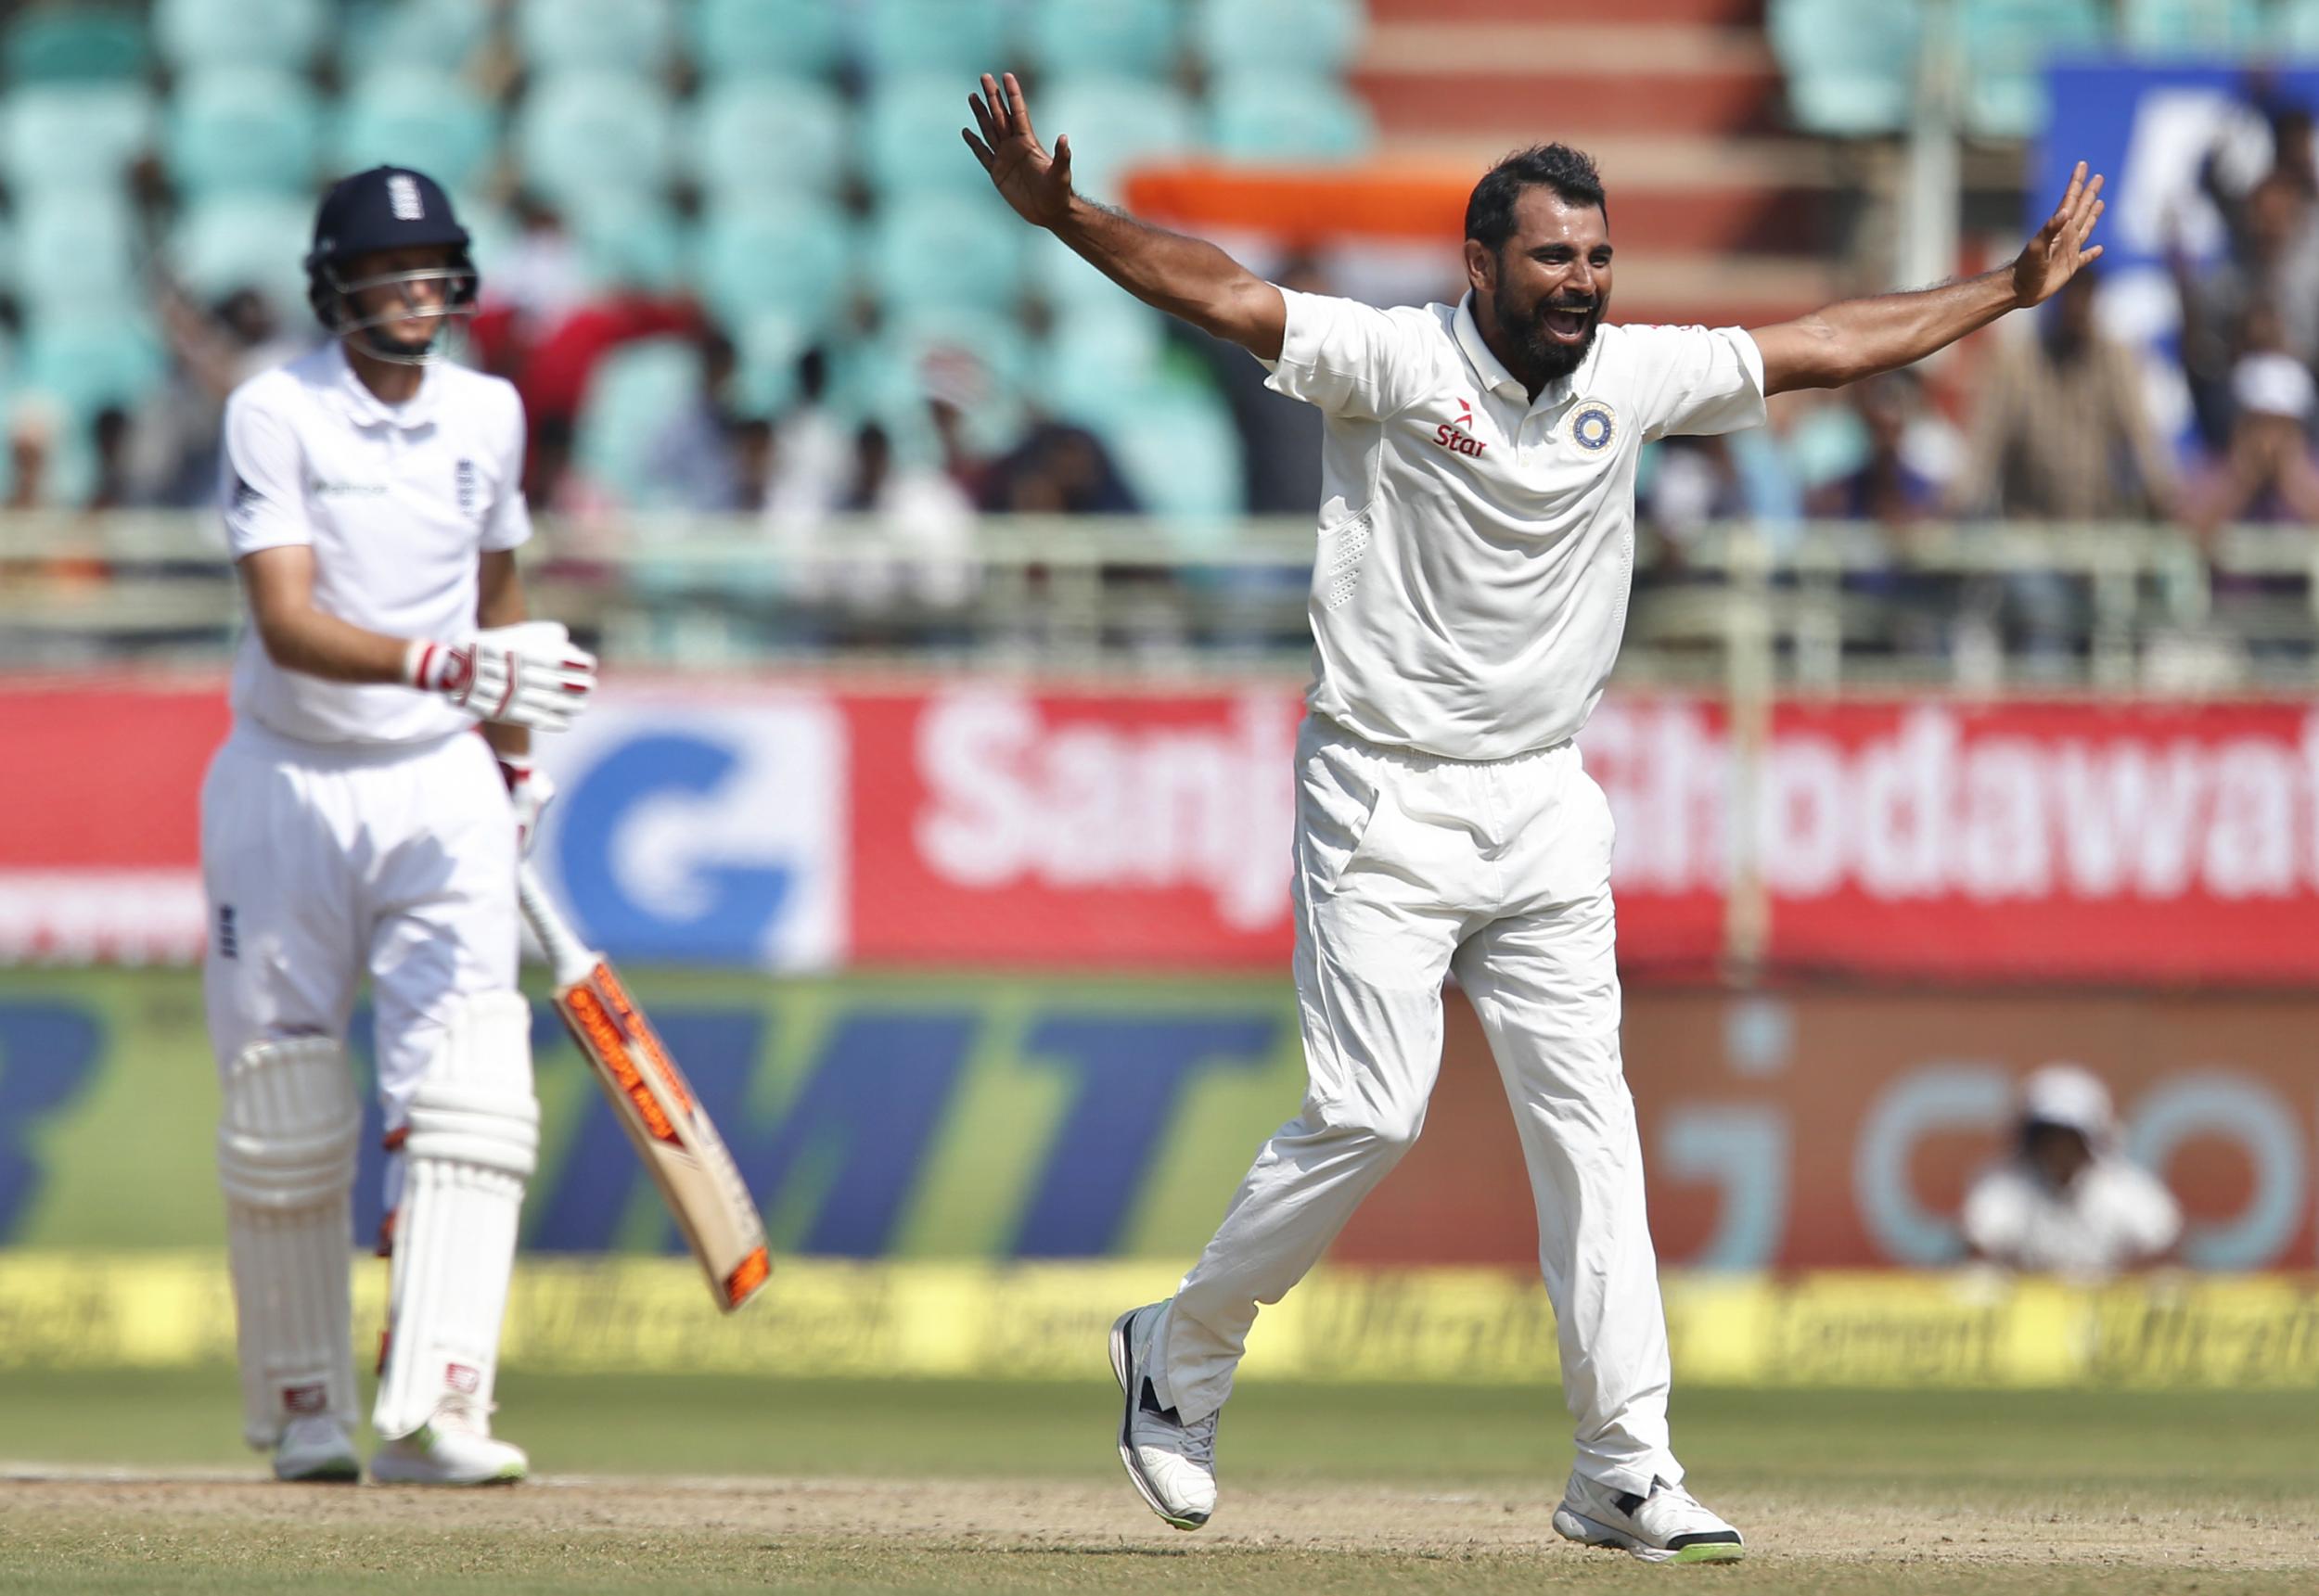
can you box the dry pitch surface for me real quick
[3,1374,2314,1593]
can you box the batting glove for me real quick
[404,619,596,733]
[498,757,555,858]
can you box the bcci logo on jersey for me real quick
[1569,402,1617,453]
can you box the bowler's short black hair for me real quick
[1465,144,1608,254]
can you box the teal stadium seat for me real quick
[1102,384,1246,520]
[337,0,494,76]
[862,193,1027,319]
[1022,0,1182,78]
[1767,0,1922,138]
[1959,0,2105,142]
[154,0,326,73]
[1192,0,1363,76]
[864,72,981,197]
[731,311,808,415]
[4,5,146,83]
[692,199,854,329]
[166,69,322,198]
[1208,75,1375,160]
[860,0,1007,76]
[1030,302,1171,424]
[2,84,153,198]
[168,195,319,313]
[2120,0,2265,51]
[1024,228,1126,311]
[562,190,688,293]
[514,72,674,206]
[515,0,673,78]
[19,316,165,423]
[685,79,849,200]
[693,0,844,81]
[14,195,140,319]
[1035,78,1197,201]
[576,336,701,509]
[335,69,497,193]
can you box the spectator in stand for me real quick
[777,420,977,642]
[1951,270,2172,522]
[1195,252,1329,514]
[645,328,758,512]
[123,286,306,507]
[1962,1065,2179,1282]
[2184,300,2319,542]
[1805,372,1944,530]
[87,406,135,512]
[763,347,852,526]
[6,398,58,511]
[2174,172,2319,451]
[980,418,1139,515]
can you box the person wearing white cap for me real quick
[1961,1065,2182,1281]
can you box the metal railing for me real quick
[4,511,2315,689]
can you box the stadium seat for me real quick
[1959,0,2106,142]
[730,310,808,415]
[334,68,497,193]
[168,195,316,314]
[514,72,675,207]
[13,195,140,320]
[19,315,166,424]
[165,69,323,198]
[1022,0,1182,78]
[692,0,844,81]
[1024,229,1127,312]
[1100,383,1246,520]
[685,79,850,200]
[4,5,147,84]
[576,336,703,509]
[1767,0,1923,137]
[2,84,153,198]
[692,198,855,330]
[1030,302,1171,423]
[859,0,1007,76]
[863,72,982,197]
[514,0,674,78]
[154,0,326,73]
[336,0,494,76]
[1207,75,1375,160]
[2120,0,2265,51]
[562,189,688,293]
[2278,0,2319,49]
[1191,0,1363,77]
[1033,78,1198,202]
[862,193,1028,319]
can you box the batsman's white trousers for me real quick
[1150,714,1678,1495]
[201,722,519,1139]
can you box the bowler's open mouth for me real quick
[1543,302,1595,343]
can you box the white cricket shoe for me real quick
[370,1400,528,1487]
[271,1414,359,1483]
[1108,1303,1218,1530]
[1553,1471,1745,1564]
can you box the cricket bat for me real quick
[518,863,772,1312]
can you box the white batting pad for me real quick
[373,992,538,1439]
[216,1036,361,1449]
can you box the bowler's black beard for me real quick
[1505,299,1603,387]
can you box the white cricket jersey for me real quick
[220,342,532,747]
[1262,288,1767,761]
[1960,1155,2183,1279]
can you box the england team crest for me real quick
[1569,401,1617,453]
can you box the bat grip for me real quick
[518,863,598,988]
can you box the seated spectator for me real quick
[763,348,852,526]
[777,421,977,636]
[2174,172,2319,451]
[2185,302,2319,541]
[1951,270,2172,522]
[645,328,757,512]
[980,419,1139,515]
[1804,373,1944,530]
[1962,1065,2181,1281]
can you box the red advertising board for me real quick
[7,674,2319,983]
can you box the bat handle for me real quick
[518,863,599,988]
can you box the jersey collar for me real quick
[326,339,442,431]
[1453,291,1582,410]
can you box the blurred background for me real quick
[5,0,2319,1394]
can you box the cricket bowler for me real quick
[966,71,2106,1561]
[202,166,596,1484]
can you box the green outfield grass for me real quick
[4,1371,2316,1592]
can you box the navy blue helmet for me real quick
[304,165,479,361]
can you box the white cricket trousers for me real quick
[1152,714,1678,1495]
[201,722,519,1137]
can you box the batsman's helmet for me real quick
[303,165,479,364]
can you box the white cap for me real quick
[2233,351,2314,421]
[2019,1063,2114,1140]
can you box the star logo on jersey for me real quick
[1569,401,1618,453]
[1432,398,1488,459]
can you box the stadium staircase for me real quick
[1356,0,1854,327]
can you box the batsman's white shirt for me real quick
[221,340,532,747]
[1264,288,1766,760]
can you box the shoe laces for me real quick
[429,1395,492,1438]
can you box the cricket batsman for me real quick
[966,72,2106,1561]
[202,166,596,1484]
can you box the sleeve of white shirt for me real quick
[1959,1167,2028,1260]
[218,385,310,557]
[480,381,533,553]
[1259,287,1437,422]
[1622,324,1771,442]
[2109,1160,2184,1258]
